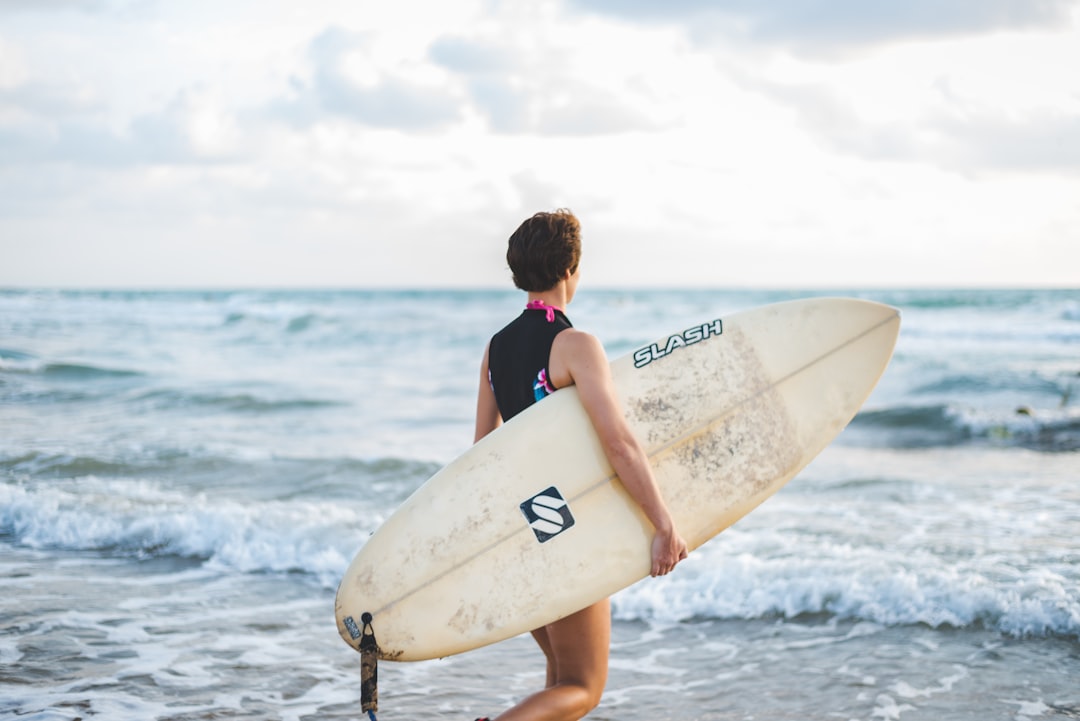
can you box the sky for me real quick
[1,0,1079,289]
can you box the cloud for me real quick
[0,86,241,167]
[428,34,659,136]
[2,0,1078,289]
[0,0,156,17]
[0,78,98,118]
[270,26,461,131]
[934,110,1080,174]
[568,0,1079,52]
[729,70,1080,176]
[0,0,156,18]
[0,0,100,13]
[427,35,520,75]
[461,74,656,136]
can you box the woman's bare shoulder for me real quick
[552,327,610,386]
[554,327,604,357]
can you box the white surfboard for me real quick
[336,297,900,661]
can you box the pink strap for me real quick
[526,299,562,323]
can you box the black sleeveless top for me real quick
[488,306,573,421]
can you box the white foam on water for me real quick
[5,459,1079,640]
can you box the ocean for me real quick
[1,287,1078,721]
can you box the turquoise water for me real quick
[2,288,1078,719]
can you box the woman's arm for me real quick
[552,330,688,577]
[475,341,503,443]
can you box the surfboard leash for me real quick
[359,612,379,721]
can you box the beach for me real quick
[2,287,1078,720]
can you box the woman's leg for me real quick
[530,627,557,689]
[495,599,611,721]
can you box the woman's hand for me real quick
[650,526,688,577]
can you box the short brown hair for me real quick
[506,209,582,292]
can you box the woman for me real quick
[473,209,689,721]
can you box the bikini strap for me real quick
[525,299,562,323]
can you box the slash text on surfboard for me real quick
[633,318,723,369]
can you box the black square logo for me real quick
[520,486,576,543]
